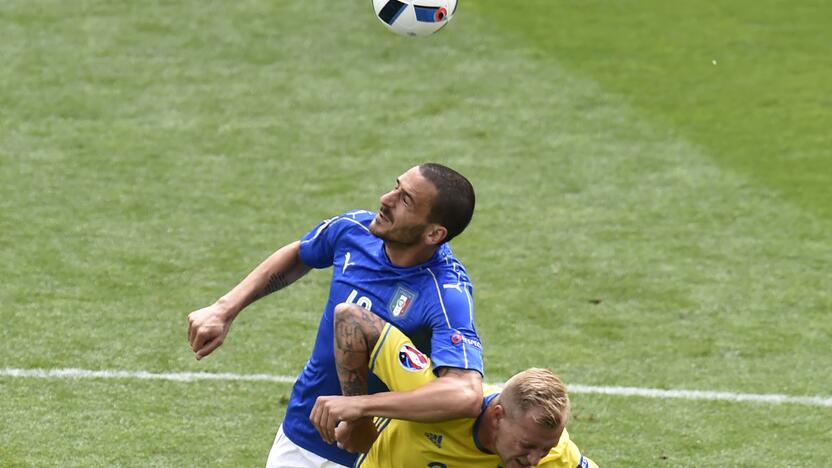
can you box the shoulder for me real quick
[310,210,375,239]
[332,209,375,230]
[343,209,376,223]
[422,258,473,303]
[432,245,472,283]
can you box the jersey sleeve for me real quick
[427,282,484,376]
[538,429,599,468]
[369,323,437,392]
[298,215,343,268]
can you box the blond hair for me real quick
[500,368,570,430]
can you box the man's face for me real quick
[369,166,438,245]
[493,406,561,468]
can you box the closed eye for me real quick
[395,179,414,207]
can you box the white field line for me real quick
[567,384,832,408]
[2,367,831,408]
[0,367,295,384]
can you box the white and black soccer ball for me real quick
[372,0,458,37]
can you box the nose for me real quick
[379,188,396,207]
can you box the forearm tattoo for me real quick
[255,272,288,299]
[334,307,383,396]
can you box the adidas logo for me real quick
[425,432,443,449]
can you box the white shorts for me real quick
[265,425,350,468]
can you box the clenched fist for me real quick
[187,304,233,360]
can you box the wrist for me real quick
[214,297,240,321]
[354,395,372,419]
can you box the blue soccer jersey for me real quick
[281,210,484,466]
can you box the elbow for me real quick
[436,368,484,418]
[458,385,483,418]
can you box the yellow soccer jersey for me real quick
[355,323,597,468]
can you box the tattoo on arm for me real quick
[254,272,288,299]
[333,306,384,396]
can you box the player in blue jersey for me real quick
[187,163,484,467]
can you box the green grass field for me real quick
[2,1,830,466]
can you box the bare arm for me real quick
[187,240,311,359]
[332,302,482,419]
[350,367,482,421]
[310,303,483,448]
[314,370,482,452]
[333,303,482,420]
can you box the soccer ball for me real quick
[372,0,458,37]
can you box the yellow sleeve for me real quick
[368,322,437,392]
[538,429,599,468]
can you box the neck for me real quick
[384,242,438,267]
[477,399,498,454]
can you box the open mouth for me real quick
[377,209,392,224]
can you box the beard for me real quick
[370,212,425,246]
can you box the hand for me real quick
[335,419,378,454]
[310,395,365,444]
[187,304,233,360]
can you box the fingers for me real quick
[310,399,327,443]
[187,307,228,360]
[321,403,337,443]
[189,324,211,355]
[336,418,377,454]
[310,397,338,444]
[312,401,330,443]
[195,335,223,360]
[334,420,347,450]
[187,314,198,350]
[334,426,351,452]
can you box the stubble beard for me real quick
[370,217,424,248]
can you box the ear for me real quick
[492,403,506,422]
[424,224,448,246]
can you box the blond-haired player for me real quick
[311,304,598,468]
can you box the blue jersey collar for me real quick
[379,241,450,270]
[472,392,500,454]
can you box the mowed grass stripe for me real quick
[441,8,832,396]
[2,0,831,465]
[1,0,827,395]
[3,367,831,408]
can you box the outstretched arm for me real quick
[187,240,311,359]
[310,303,483,448]
[356,366,482,419]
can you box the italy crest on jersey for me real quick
[398,343,430,372]
[389,285,417,318]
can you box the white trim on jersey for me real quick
[464,284,474,324]
[339,216,373,233]
[441,281,475,324]
[425,267,469,369]
[425,268,452,328]
[300,213,373,246]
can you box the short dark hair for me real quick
[418,163,475,243]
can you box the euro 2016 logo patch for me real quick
[398,343,430,372]
[389,285,417,318]
[450,330,483,349]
